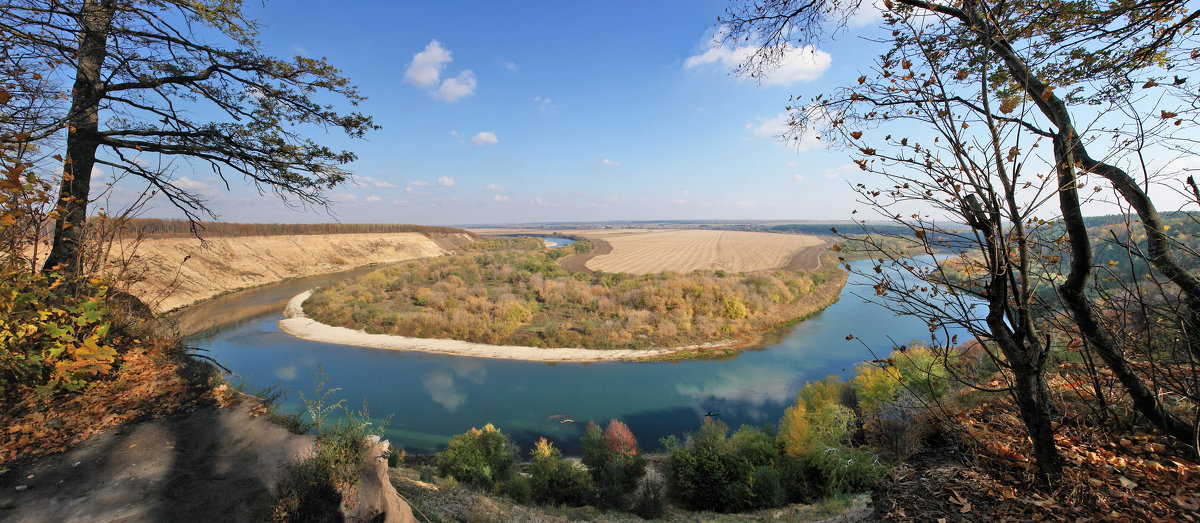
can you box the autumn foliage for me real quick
[305,240,843,350]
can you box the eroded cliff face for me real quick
[114,232,472,313]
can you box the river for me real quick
[175,255,974,455]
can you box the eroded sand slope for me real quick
[121,232,468,312]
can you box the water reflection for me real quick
[675,365,795,421]
[420,359,487,412]
[178,257,980,455]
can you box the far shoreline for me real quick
[278,290,739,362]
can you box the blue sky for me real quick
[112,0,890,225]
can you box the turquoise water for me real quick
[178,256,974,455]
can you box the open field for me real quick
[557,229,824,274]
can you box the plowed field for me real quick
[573,229,823,274]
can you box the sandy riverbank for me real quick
[278,290,735,362]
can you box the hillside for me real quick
[116,231,473,312]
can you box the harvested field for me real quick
[567,229,824,274]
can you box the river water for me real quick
[176,255,972,455]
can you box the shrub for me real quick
[501,474,532,504]
[527,437,594,506]
[666,421,754,512]
[272,404,382,521]
[779,455,825,503]
[779,379,856,459]
[0,270,120,396]
[582,419,646,508]
[631,478,667,519]
[851,362,902,416]
[891,345,949,399]
[435,423,515,488]
[806,445,886,495]
[751,465,786,509]
[730,425,779,468]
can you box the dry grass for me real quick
[567,229,823,274]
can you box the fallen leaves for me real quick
[1,342,221,467]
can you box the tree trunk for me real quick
[41,0,114,280]
[1011,361,1062,476]
[1053,135,1198,445]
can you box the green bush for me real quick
[891,345,948,399]
[779,456,826,503]
[666,421,754,512]
[807,445,886,495]
[0,270,120,396]
[527,437,594,506]
[435,424,516,488]
[501,474,532,504]
[751,465,786,509]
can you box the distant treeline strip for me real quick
[97,218,476,239]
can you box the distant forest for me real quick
[97,218,474,239]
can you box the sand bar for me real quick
[278,290,732,362]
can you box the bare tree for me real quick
[721,0,1200,474]
[0,0,378,280]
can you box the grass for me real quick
[269,368,388,521]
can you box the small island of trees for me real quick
[302,237,846,351]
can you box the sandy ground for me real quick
[279,291,733,362]
[0,404,314,522]
[112,232,470,313]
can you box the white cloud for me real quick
[484,184,506,191]
[471,131,498,146]
[433,70,476,102]
[356,176,397,188]
[493,195,510,202]
[824,163,860,180]
[502,60,518,71]
[793,174,805,182]
[533,95,555,115]
[848,0,885,28]
[404,40,476,102]
[685,38,831,87]
[748,108,827,151]
[598,158,621,167]
[410,180,430,187]
[173,176,220,197]
[749,112,792,139]
[364,195,382,203]
[404,40,452,89]
[405,187,414,193]
[437,176,456,187]
[450,130,459,137]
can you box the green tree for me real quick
[0,0,376,280]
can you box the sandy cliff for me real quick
[119,232,471,312]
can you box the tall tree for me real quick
[721,0,1200,474]
[0,0,377,279]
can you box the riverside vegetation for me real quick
[395,345,950,520]
[303,237,846,351]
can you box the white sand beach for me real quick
[278,290,732,362]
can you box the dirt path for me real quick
[0,404,314,522]
[782,237,835,272]
[557,238,612,274]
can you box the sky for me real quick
[100,0,890,225]
[96,1,1193,226]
